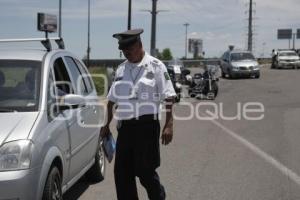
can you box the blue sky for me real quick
[0,0,300,59]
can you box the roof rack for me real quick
[0,37,65,52]
[0,13,65,52]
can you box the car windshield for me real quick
[0,60,41,112]
[279,52,298,56]
[231,53,255,61]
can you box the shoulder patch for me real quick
[164,72,170,80]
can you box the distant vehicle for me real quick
[296,49,300,57]
[272,49,300,69]
[167,65,182,102]
[220,50,260,79]
[0,13,105,200]
[188,65,219,100]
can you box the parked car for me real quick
[220,49,260,78]
[0,13,105,200]
[272,49,300,69]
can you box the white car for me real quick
[273,50,300,69]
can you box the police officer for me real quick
[100,28,176,200]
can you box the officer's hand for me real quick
[161,125,173,145]
[100,125,110,138]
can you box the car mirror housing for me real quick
[59,94,86,110]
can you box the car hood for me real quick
[278,56,300,60]
[0,112,39,146]
[231,60,258,67]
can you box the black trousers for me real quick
[114,114,166,200]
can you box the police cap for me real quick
[113,29,144,50]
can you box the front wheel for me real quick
[42,167,63,200]
[85,140,106,182]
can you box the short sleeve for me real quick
[107,82,117,103]
[155,63,176,100]
[107,66,124,103]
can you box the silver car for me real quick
[220,50,260,79]
[0,48,105,200]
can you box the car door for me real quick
[63,56,99,179]
[50,56,88,181]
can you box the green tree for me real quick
[160,48,173,60]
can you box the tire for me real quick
[229,71,234,79]
[42,167,63,200]
[255,73,260,79]
[85,140,106,183]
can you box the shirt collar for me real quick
[127,52,149,68]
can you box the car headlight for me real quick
[0,140,34,171]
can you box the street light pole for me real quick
[262,42,266,58]
[293,33,296,49]
[183,23,189,59]
[87,0,91,68]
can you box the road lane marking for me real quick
[206,113,300,186]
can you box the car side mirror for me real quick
[59,94,86,111]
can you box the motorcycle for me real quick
[188,65,219,100]
[167,65,182,103]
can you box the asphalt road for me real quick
[64,66,300,200]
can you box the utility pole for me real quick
[183,23,189,59]
[59,0,62,38]
[150,0,158,56]
[141,0,167,57]
[247,0,253,52]
[87,0,91,68]
[128,0,132,30]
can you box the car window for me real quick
[53,57,73,95]
[0,60,41,112]
[230,53,255,61]
[279,52,298,56]
[64,56,88,95]
[74,59,94,94]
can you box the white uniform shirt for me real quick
[107,52,176,120]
